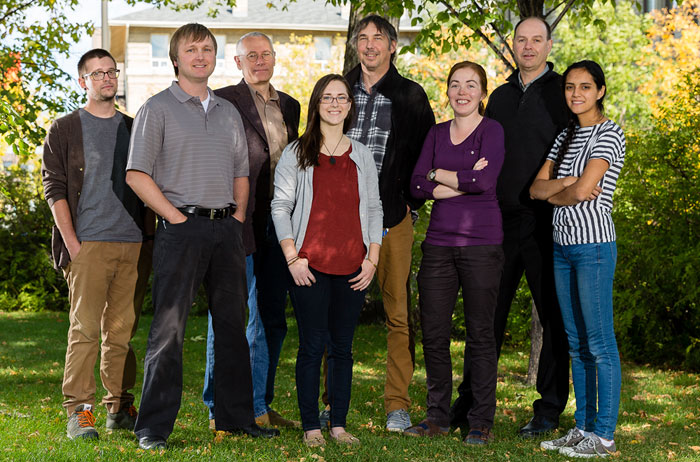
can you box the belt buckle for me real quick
[210,208,216,220]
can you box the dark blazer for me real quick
[41,110,138,269]
[215,80,300,254]
[345,64,435,229]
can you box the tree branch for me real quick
[549,0,578,30]
[438,0,515,71]
[0,0,36,25]
[473,2,515,67]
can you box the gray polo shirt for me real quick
[127,81,249,208]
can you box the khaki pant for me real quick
[377,211,415,413]
[62,241,141,415]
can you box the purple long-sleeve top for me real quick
[410,118,505,246]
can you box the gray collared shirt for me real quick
[518,66,549,92]
[127,81,249,208]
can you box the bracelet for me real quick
[366,258,377,268]
[287,256,300,266]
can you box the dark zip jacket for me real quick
[345,64,435,228]
[485,62,568,213]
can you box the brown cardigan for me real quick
[41,109,136,269]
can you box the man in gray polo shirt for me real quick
[126,23,278,450]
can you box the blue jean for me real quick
[203,254,269,418]
[290,267,365,431]
[553,241,621,441]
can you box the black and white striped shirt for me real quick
[547,120,625,245]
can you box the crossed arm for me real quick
[529,158,609,205]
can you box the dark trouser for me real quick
[255,218,291,407]
[290,267,365,431]
[134,214,253,440]
[451,209,570,426]
[418,243,503,429]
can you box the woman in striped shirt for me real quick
[529,60,625,458]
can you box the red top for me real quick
[298,146,365,275]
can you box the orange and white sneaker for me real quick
[67,404,98,440]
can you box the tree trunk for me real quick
[526,298,543,385]
[342,3,401,76]
[342,2,361,75]
[518,0,545,18]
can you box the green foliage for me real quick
[614,68,700,370]
[0,0,241,162]
[326,0,611,70]
[550,0,653,127]
[0,161,66,311]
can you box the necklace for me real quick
[323,136,344,165]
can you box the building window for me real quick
[314,37,331,61]
[151,34,169,69]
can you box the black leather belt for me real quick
[177,205,236,220]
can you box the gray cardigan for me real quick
[271,138,383,257]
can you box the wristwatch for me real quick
[427,169,437,182]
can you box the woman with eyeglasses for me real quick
[407,61,504,444]
[530,60,624,458]
[271,74,382,447]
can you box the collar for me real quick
[169,81,218,107]
[507,62,556,90]
[245,81,279,102]
[518,65,550,91]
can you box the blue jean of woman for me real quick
[290,267,365,431]
[553,241,621,441]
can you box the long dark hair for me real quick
[295,74,356,170]
[553,60,607,176]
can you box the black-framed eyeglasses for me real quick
[83,69,120,81]
[320,95,350,105]
[239,51,275,62]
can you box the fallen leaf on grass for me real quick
[690,446,700,452]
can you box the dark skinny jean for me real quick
[290,267,365,431]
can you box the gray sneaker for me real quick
[561,435,617,458]
[319,407,331,429]
[541,427,585,451]
[386,409,412,432]
[106,404,138,430]
[67,404,99,440]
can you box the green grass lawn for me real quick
[1,310,699,461]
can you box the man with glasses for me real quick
[201,31,301,430]
[42,48,150,440]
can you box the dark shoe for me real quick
[106,404,138,430]
[519,415,558,439]
[464,427,494,445]
[138,436,167,450]
[403,419,449,437]
[67,404,99,440]
[227,423,280,438]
